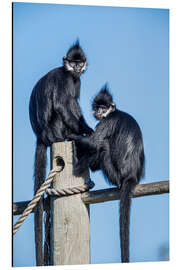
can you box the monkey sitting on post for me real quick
[68,85,145,263]
[29,40,93,266]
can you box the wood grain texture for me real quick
[81,181,169,204]
[50,141,90,265]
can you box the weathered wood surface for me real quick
[50,141,90,265]
[13,181,169,215]
[81,180,169,204]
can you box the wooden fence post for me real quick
[50,141,90,265]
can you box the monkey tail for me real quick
[34,139,47,266]
[120,178,136,263]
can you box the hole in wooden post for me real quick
[55,156,65,169]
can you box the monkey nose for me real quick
[74,66,81,72]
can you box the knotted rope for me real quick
[13,166,63,235]
[13,158,94,266]
[46,178,94,197]
[13,166,94,235]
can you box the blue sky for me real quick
[13,2,169,267]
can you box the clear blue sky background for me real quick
[13,2,169,267]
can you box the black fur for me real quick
[33,139,46,265]
[29,41,93,266]
[68,85,145,263]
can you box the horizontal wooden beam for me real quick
[81,180,169,204]
[13,181,169,215]
[13,200,31,216]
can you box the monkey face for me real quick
[93,106,109,120]
[69,60,86,74]
[93,104,116,121]
[63,57,86,77]
[63,42,87,77]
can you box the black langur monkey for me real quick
[29,40,93,266]
[68,86,145,263]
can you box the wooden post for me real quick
[50,141,90,265]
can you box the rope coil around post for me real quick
[13,153,95,265]
[13,166,94,235]
[46,178,95,197]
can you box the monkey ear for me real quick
[111,103,115,107]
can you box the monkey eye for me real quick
[99,105,107,109]
[97,107,106,114]
[78,62,84,67]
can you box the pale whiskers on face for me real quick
[93,104,116,120]
[63,57,86,77]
